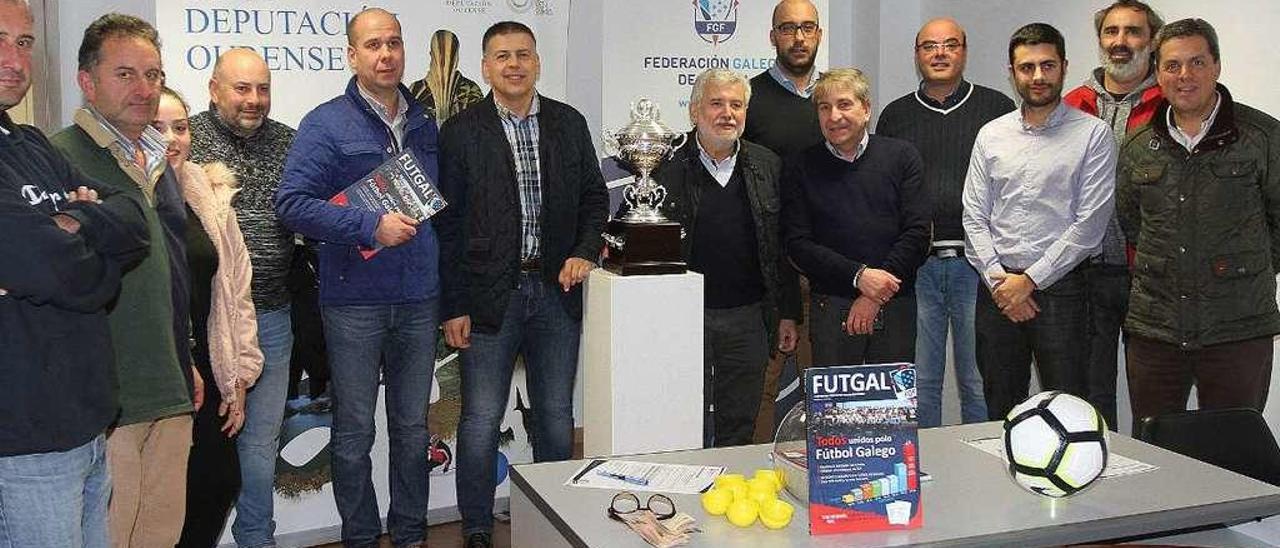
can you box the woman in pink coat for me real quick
[155,87,264,547]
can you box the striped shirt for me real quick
[496,94,543,261]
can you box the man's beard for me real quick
[777,47,816,77]
[1099,45,1151,82]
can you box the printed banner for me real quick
[157,0,570,128]
[601,0,829,135]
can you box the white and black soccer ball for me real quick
[1002,391,1108,498]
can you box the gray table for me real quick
[510,422,1280,547]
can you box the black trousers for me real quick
[975,269,1089,421]
[177,360,241,548]
[1083,263,1129,431]
[808,292,916,367]
[704,302,770,447]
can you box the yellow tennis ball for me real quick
[759,498,795,530]
[714,473,746,489]
[726,499,759,527]
[753,469,783,492]
[746,480,778,506]
[725,481,749,502]
[700,488,733,516]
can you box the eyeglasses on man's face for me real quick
[775,22,820,37]
[916,40,965,54]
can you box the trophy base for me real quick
[603,220,686,276]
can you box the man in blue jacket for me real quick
[436,21,609,548]
[275,8,440,547]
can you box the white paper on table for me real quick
[565,459,726,494]
[963,436,1159,478]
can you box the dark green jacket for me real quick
[52,123,193,425]
[1117,84,1280,349]
[636,134,802,347]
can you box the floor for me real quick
[316,521,512,548]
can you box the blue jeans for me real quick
[233,304,293,547]
[322,300,438,548]
[0,434,110,548]
[914,256,987,427]
[457,273,580,535]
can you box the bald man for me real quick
[276,8,442,546]
[876,18,1013,427]
[186,47,297,548]
[743,0,825,160]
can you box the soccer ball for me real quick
[1002,391,1108,498]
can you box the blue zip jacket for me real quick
[276,77,441,305]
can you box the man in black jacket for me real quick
[639,69,800,447]
[436,21,609,548]
[0,2,148,545]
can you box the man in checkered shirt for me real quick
[436,20,609,548]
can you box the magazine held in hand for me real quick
[804,363,922,534]
[329,150,447,259]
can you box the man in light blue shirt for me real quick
[962,23,1117,420]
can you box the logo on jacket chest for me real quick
[19,184,68,211]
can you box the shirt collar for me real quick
[915,79,971,110]
[495,93,541,121]
[357,82,409,126]
[78,106,168,172]
[1019,99,1070,131]
[825,131,869,163]
[768,63,817,98]
[1167,91,1223,150]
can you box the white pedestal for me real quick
[582,269,703,457]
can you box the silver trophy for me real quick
[600,98,688,275]
[603,98,688,223]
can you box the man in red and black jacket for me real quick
[1062,0,1165,431]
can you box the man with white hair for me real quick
[635,68,799,447]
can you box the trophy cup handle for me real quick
[668,132,688,158]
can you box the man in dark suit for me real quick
[436,20,609,548]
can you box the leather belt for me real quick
[520,257,541,272]
[932,246,964,259]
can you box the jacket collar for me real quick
[1150,82,1239,154]
[343,76,433,133]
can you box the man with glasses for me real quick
[877,18,1013,428]
[52,13,196,547]
[1116,18,1280,430]
[961,23,1116,421]
[745,0,823,433]
[744,0,824,161]
[1063,0,1164,431]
